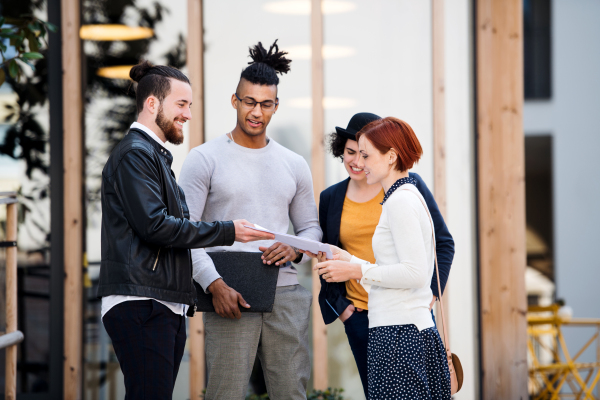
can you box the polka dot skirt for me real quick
[367,324,451,400]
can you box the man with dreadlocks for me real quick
[179,40,321,399]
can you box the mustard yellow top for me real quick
[338,189,385,310]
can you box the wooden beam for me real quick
[476,0,528,398]
[187,1,206,397]
[311,0,327,391]
[431,0,451,331]
[4,202,18,400]
[62,0,83,397]
[187,0,205,150]
[432,0,447,219]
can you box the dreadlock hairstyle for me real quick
[130,60,191,114]
[240,40,292,86]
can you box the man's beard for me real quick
[156,105,184,145]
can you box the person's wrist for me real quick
[340,250,352,262]
[292,247,303,263]
[351,264,363,280]
[207,278,225,294]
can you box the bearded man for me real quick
[98,61,273,399]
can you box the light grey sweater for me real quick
[178,134,322,292]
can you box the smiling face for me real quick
[357,136,396,185]
[154,79,192,145]
[342,139,367,181]
[232,78,279,137]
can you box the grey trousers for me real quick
[203,285,312,400]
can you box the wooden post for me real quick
[311,0,327,390]
[5,202,18,400]
[476,0,528,398]
[62,0,84,396]
[432,0,450,331]
[432,0,446,219]
[187,0,205,150]
[187,1,206,397]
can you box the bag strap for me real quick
[399,188,452,355]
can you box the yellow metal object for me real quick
[528,304,600,399]
[83,252,92,288]
[96,66,134,80]
[79,24,153,41]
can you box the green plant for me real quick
[245,394,270,400]
[243,388,345,400]
[307,388,344,400]
[0,14,56,85]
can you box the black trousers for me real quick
[344,309,438,398]
[102,300,186,400]
[343,310,370,398]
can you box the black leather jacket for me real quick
[97,128,235,314]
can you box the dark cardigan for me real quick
[317,172,455,325]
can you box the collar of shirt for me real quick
[130,122,168,150]
[380,176,418,205]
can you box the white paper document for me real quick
[244,225,333,259]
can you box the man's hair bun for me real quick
[128,60,190,113]
[248,40,291,75]
[129,60,154,83]
[240,39,292,86]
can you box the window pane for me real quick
[524,0,552,99]
[0,1,52,393]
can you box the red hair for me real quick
[356,117,423,172]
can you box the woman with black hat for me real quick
[313,112,455,397]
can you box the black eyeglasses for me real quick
[234,93,278,111]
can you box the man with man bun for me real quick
[98,61,273,399]
[179,40,321,400]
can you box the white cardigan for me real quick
[351,184,435,331]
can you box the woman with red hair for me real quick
[313,117,451,399]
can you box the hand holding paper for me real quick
[299,244,350,262]
[233,220,275,243]
[244,224,334,259]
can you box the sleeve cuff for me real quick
[195,269,222,294]
[221,220,236,246]
[360,263,381,289]
[351,255,370,265]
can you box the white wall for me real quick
[524,0,600,361]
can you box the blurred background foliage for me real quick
[0,0,186,248]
